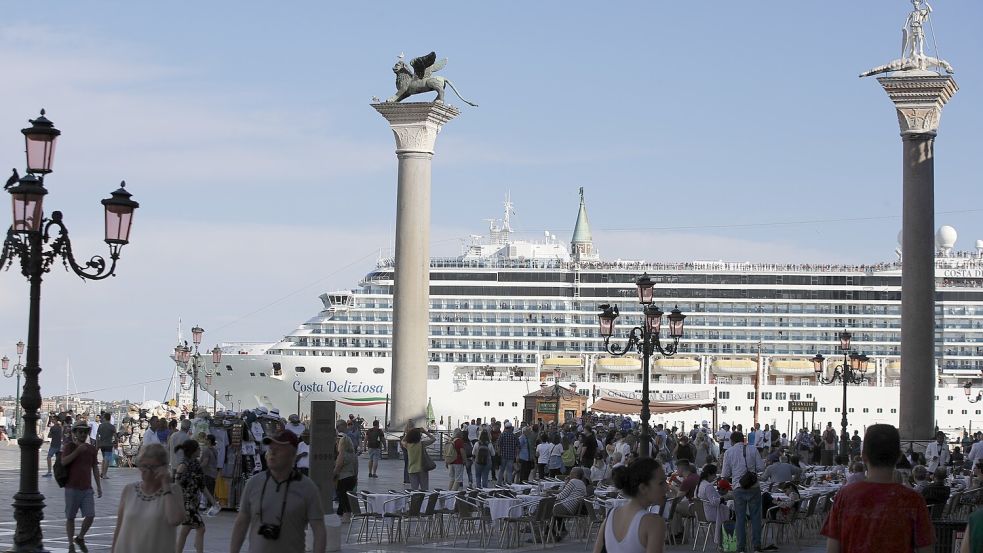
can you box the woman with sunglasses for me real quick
[111,443,184,553]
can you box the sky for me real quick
[0,2,981,403]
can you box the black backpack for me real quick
[476,444,490,465]
[53,451,70,488]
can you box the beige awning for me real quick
[542,357,584,367]
[596,358,641,373]
[769,358,815,377]
[654,357,700,374]
[590,396,715,416]
[711,358,757,376]
[885,360,900,379]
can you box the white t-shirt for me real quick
[536,442,552,464]
[142,428,160,446]
[285,422,305,436]
[89,421,98,441]
[296,441,310,469]
[467,424,479,442]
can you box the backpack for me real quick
[366,428,382,449]
[476,443,490,465]
[561,446,576,468]
[443,441,458,464]
[53,450,70,488]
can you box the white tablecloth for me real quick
[539,481,564,492]
[364,492,457,514]
[366,493,407,514]
[485,496,543,521]
[510,484,535,493]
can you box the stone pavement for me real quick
[0,444,826,552]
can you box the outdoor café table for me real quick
[510,483,535,493]
[538,480,564,492]
[365,492,408,514]
[486,495,544,522]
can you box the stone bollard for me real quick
[324,513,341,552]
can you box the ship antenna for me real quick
[503,191,515,234]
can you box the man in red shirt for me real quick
[821,424,933,553]
[62,421,102,551]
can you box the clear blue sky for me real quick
[0,2,980,402]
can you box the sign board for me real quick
[597,388,712,402]
[537,401,558,414]
[309,400,337,511]
[788,401,818,412]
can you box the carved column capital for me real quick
[876,73,958,135]
[372,102,460,154]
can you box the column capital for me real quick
[876,72,958,135]
[372,102,461,154]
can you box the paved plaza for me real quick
[0,443,829,553]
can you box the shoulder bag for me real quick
[738,444,758,489]
[421,445,437,472]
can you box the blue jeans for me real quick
[733,486,762,552]
[475,462,492,488]
[498,459,514,484]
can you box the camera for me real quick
[257,524,280,540]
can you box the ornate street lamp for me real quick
[597,274,685,458]
[0,110,138,551]
[2,340,25,438]
[173,326,219,413]
[964,381,983,403]
[812,329,870,457]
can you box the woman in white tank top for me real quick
[593,457,667,553]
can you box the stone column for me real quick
[372,102,460,430]
[875,71,957,444]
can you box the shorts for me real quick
[65,488,95,519]
[100,447,113,465]
[47,447,59,459]
[368,448,381,462]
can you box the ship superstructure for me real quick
[204,192,983,433]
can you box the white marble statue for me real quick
[860,0,954,77]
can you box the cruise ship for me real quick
[196,191,983,435]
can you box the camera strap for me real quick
[258,472,292,526]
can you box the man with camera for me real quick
[230,429,326,553]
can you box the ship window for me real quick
[321,367,332,373]
[295,367,306,373]
[805,394,812,399]
[962,410,968,415]
[226,365,233,371]
[347,367,358,374]
[862,408,869,413]
[259,372,266,377]
[891,409,897,413]
[498,402,504,407]
[512,402,518,407]
[977,410,981,415]
[746,392,755,400]
[877,408,883,413]
[373,368,385,374]
[484,401,490,406]
[777,406,783,411]
[734,406,741,411]
[948,396,954,401]
[947,409,954,414]
[249,373,256,377]
[820,407,826,412]
[718,391,730,399]
[764,407,770,412]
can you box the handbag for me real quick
[53,451,70,488]
[738,444,758,489]
[421,446,437,472]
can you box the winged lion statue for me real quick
[386,52,478,107]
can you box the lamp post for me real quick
[811,330,870,458]
[2,340,24,438]
[0,109,139,551]
[174,328,222,414]
[964,381,983,403]
[224,391,233,410]
[597,274,685,458]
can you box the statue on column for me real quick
[860,0,954,77]
[385,51,478,107]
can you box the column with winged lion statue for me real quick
[372,52,474,430]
